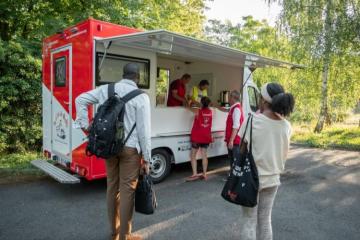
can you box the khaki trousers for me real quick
[105,147,141,240]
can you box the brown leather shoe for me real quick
[126,234,143,240]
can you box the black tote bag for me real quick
[135,174,158,214]
[221,115,259,207]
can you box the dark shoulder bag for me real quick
[221,114,259,207]
[135,174,158,214]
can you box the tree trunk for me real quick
[314,0,333,133]
[0,21,10,41]
[314,60,330,133]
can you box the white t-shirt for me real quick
[230,103,241,129]
[239,113,292,189]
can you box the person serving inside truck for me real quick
[189,79,209,107]
[167,73,191,107]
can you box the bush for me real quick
[0,151,40,170]
[0,39,42,153]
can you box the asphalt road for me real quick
[0,146,359,240]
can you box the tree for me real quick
[268,0,360,132]
[0,39,42,152]
[205,13,360,124]
[0,0,207,153]
[0,0,207,42]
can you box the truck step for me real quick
[31,160,80,184]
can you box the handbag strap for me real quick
[249,114,253,152]
[239,113,252,148]
[145,175,158,208]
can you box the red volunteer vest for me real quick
[167,79,186,106]
[191,108,213,144]
[225,103,244,145]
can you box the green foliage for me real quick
[117,0,207,37]
[0,0,207,153]
[156,69,170,95]
[275,0,360,58]
[0,151,43,183]
[0,151,40,170]
[292,124,360,151]
[0,0,206,42]
[0,39,42,153]
[155,68,170,105]
[271,0,360,132]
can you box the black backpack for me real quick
[86,83,143,159]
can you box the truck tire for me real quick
[150,149,172,184]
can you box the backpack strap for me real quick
[121,89,144,145]
[108,83,115,98]
[124,123,136,145]
[121,89,144,103]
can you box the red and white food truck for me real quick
[32,18,302,184]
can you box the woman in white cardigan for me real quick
[239,82,295,240]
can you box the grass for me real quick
[0,152,44,184]
[292,124,360,151]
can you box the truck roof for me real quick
[95,30,304,69]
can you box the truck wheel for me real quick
[150,149,172,184]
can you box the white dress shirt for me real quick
[74,79,151,162]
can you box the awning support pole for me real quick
[99,40,112,70]
[242,70,254,89]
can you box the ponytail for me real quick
[265,82,295,117]
[200,96,211,109]
[271,92,295,116]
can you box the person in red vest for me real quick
[186,97,213,181]
[167,73,191,107]
[218,90,245,169]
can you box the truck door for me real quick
[51,46,72,163]
[242,67,260,116]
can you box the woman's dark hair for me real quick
[200,96,211,108]
[181,73,191,80]
[199,79,209,87]
[266,83,295,116]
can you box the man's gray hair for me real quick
[230,90,241,101]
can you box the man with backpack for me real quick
[74,63,151,240]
